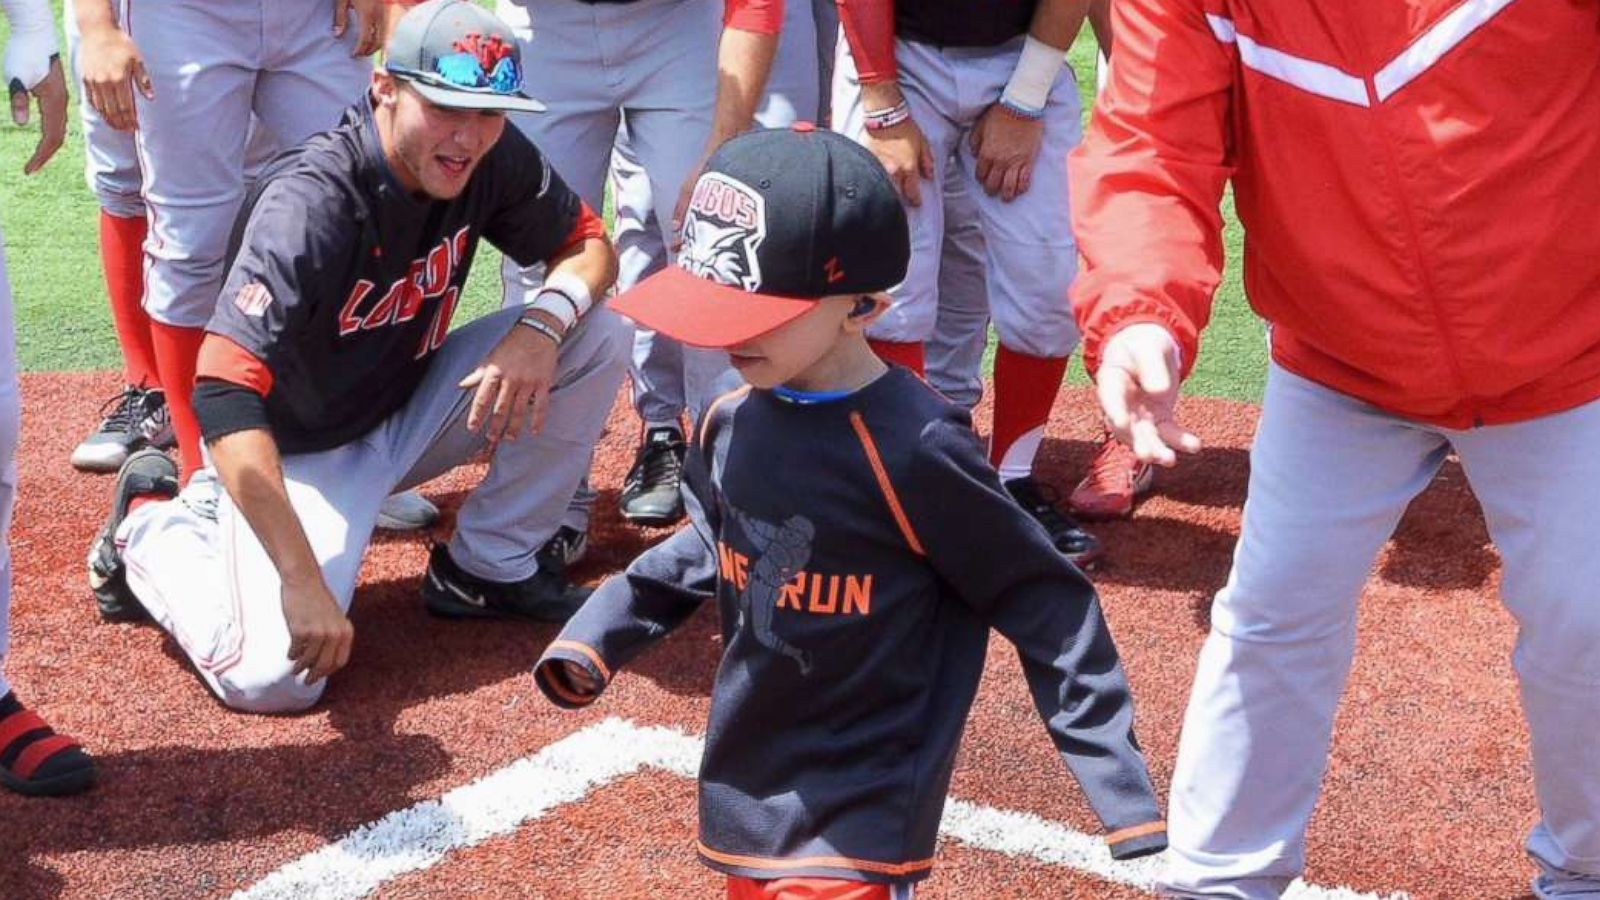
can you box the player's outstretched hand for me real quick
[334,0,386,58]
[970,103,1044,202]
[1095,323,1202,466]
[461,317,563,445]
[282,573,353,685]
[78,23,152,132]
[11,55,66,174]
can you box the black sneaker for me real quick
[620,426,687,527]
[535,526,589,576]
[87,449,179,621]
[71,386,171,473]
[421,543,590,623]
[1004,476,1104,569]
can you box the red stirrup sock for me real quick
[100,211,159,388]
[867,339,925,376]
[991,347,1069,480]
[151,321,207,483]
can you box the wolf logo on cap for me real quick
[679,173,768,292]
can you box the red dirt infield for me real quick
[0,370,1540,899]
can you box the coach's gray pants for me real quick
[119,307,630,714]
[1162,364,1600,898]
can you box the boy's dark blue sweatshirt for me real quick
[535,367,1166,883]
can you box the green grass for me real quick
[0,14,1264,402]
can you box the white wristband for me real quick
[2,0,59,91]
[527,271,593,331]
[1001,35,1068,116]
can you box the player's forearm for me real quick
[708,27,779,147]
[208,428,324,589]
[838,0,899,100]
[545,236,617,312]
[71,0,118,35]
[1029,0,1089,50]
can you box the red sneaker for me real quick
[1070,435,1156,520]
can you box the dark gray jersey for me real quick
[206,97,584,453]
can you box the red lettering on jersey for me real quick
[422,239,452,299]
[338,280,377,336]
[417,285,462,358]
[362,259,421,330]
[344,229,472,339]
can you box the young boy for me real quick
[534,126,1165,898]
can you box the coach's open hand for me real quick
[1096,323,1202,466]
[283,572,353,685]
[461,316,564,445]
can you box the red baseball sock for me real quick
[151,321,206,483]
[991,347,1068,480]
[867,339,925,376]
[100,211,159,389]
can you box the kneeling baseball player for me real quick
[86,0,627,714]
[534,128,1165,898]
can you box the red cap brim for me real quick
[610,266,818,349]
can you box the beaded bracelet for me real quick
[863,100,911,132]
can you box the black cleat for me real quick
[1004,476,1104,570]
[422,543,590,623]
[535,525,589,576]
[619,426,687,527]
[87,449,179,622]
[70,386,174,473]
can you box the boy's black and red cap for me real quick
[611,124,910,348]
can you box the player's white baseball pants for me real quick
[833,35,1082,359]
[611,0,818,428]
[64,0,142,219]
[0,232,19,700]
[494,0,717,315]
[128,0,370,327]
[923,171,989,410]
[1162,363,1600,899]
[117,308,631,713]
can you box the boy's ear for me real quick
[843,293,892,332]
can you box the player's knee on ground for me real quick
[213,665,326,715]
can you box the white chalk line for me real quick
[237,718,1407,900]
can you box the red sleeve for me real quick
[837,0,897,84]
[724,0,783,35]
[1067,0,1235,379]
[548,200,607,262]
[196,332,275,396]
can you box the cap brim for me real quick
[407,78,546,114]
[611,266,818,349]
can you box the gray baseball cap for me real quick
[384,0,546,114]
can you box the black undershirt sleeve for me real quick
[194,379,273,443]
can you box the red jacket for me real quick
[1070,0,1600,427]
